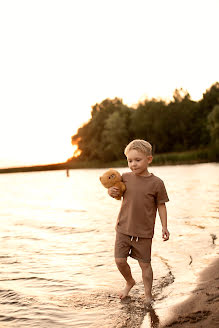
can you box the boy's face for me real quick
[126,149,153,176]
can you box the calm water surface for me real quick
[0,163,218,327]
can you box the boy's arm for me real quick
[157,203,170,241]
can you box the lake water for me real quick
[0,163,218,327]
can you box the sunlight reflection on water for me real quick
[0,163,218,327]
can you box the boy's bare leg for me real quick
[115,257,136,299]
[138,261,153,305]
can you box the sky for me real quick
[0,0,218,167]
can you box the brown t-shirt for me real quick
[116,172,169,238]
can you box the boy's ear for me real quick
[148,155,153,164]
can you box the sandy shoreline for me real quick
[160,258,219,327]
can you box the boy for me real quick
[108,139,169,305]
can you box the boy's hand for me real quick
[162,227,170,241]
[108,187,120,198]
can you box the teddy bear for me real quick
[99,169,126,200]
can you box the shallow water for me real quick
[0,163,218,327]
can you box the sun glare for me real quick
[0,0,218,168]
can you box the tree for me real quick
[198,82,219,145]
[173,88,191,102]
[100,109,131,161]
[70,82,219,163]
[71,98,133,161]
[208,105,219,158]
[130,99,168,152]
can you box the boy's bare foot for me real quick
[119,279,135,299]
[143,296,154,308]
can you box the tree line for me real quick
[71,82,219,163]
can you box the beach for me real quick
[159,258,219,327]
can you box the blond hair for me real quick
[124,139,152,156]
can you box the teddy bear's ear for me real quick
[99,177,102,181]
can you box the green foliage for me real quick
[71,82,219,163]
[152,149,209,165]
[101,110,131,161]
[130,92,201,153]
[72,98,132,162]
[208,105,219,141]
[207,104,219,160]
[198,82,219,145]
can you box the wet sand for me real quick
[160,258,219,328]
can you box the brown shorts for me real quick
[114,232,152,263]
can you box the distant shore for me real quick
[0,149,217,174]
[0,162,68,174]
